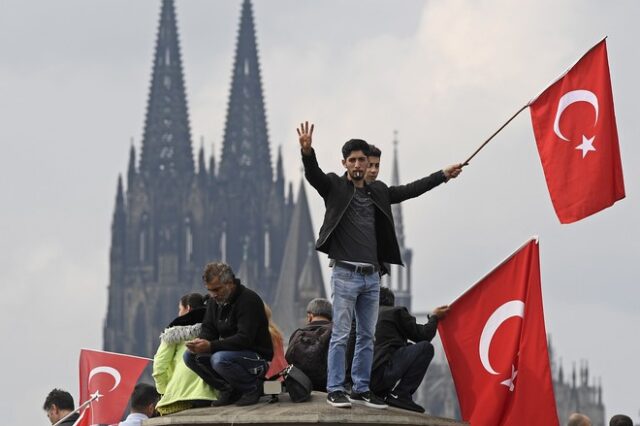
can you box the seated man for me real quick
[285,298,333,391]
[185,262,273,407]
[43,388,78,425]
[119,383,159,426]
[370,287,449,413]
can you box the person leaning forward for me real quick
[297,121,462,409]
[184,262,273,407]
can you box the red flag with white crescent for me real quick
[75,349,150,426]
[529,38,625,223]
[438,239,558,426]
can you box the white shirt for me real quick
[118,412,149,426]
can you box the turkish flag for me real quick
[438,239,558,426]
[76,348,150,426]
[529,39,625,223]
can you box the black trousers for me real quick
[371,341,434,397]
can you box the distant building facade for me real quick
[103,0,325,358]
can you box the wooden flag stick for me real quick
[52,392,100,426]
[462,103,529,166]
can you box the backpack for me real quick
[285,322,331,388]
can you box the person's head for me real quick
[202,262,236,304]
[379,287,395,307]
[179,292,205,316]
[130,383,160,417]
[610,414,633,426]
[366,144,382,182]
[568,412,592,426]
[43,388,74,424]
[341,139,370,183]
[306,298,332,322]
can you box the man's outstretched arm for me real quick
[297,121,331,197]
[388,163,463,204]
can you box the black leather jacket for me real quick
[302,148,447,272]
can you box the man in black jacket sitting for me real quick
[371,287,449,413]
[184,262,273,407]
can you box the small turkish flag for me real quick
[529,38,625,223]
[76,348,150,426]
[438,239,558,426]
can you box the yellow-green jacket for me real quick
[153,309,217,414]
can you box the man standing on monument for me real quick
[297,121,462,409]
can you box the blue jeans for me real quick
[327,265,380,393]
[184,350,267,393]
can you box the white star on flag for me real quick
[575,135,596,158]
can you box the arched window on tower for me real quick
[185,217,193,263]
[220,223,227,262]
[264,227,270,269]
[139,213,149,263]
[134,308,147,356]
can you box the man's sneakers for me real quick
[235,386,262,406]
[349,391,388,409]
[327,390,352,408]
[211,387,262,407]
[385,392,425,413]
[327,390,388,410]
[210,388,241,407]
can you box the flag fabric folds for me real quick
[529,39,625,223]
[76,348,150,426]
[438,239,558,426]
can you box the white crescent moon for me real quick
[553,89,599,141]
[88,366,121,392]
[478,300,525,375]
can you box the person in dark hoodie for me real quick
[153,293,217,415]
[43,389,79,425]
[184,262,273,407]
[370,287,449,413]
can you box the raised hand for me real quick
[297,121,314,155]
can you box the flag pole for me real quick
[462,103,529,166]
[52,393,99,426]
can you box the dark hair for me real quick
[341,139,370,159]
[43,388,74,411]
[202,262,235,284]
[131,383,159,412]
[610,415,633,426]
[180,293,205,309]
[379,287,395,307]
[306,298,332,320]
[368,144,382,158]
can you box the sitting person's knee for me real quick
[415,341,434,359]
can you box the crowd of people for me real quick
[43,125,634,425]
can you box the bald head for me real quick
[568,413,592,426]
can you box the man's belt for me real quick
[333,261,379,275]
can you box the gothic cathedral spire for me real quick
[139,0,194,180]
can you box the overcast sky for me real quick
[1,0,638,424]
